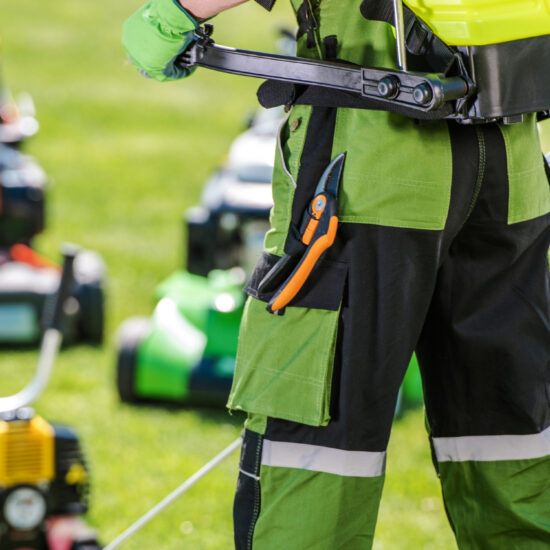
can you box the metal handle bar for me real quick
[178,25,470,116]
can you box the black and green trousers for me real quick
[227,102,550,550]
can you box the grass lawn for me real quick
[0,1,465,548]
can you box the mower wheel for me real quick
[74,251,106,344]
[70,542,102,550]
[116,317,151,403]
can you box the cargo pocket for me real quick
[227,252,347,427]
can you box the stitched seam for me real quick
[277,112,296,188]
[246,435,263,550]
[458,127,485,232]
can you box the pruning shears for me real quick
[259,152,346,315]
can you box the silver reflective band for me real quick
[433,425,550,462]
[261,439,386,477]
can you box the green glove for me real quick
[122,0,198,81]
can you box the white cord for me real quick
[103,436,243,550]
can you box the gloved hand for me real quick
[122,0,198,81]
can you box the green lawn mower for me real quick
[115,108,424,411]
[116,108,278,406]
[0,84,106,346]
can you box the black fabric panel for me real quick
[442,121,484,243]
[544,154,550,183]
[254,0,277,11]
[296,1,318,49]
[418,214,550,438]
[257,80,297,110]
[359,0,394,25]
[468,36,550,118]
[245,251,348,311]
[467,124,509,224]
[284,106,338,256]
[324,35,338,61]
[234,430,263,550]
[257,118,549,449]
[267,222,446,452]
[417,122,550,437]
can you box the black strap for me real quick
[359,0,395,25]
[257,79,454,120]
[297,1,318,49]
[360,0,458,74]
[255,0,277,10]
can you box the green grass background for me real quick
[0,1,499,548]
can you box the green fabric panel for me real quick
[439,456,550,549]
[286,0,453,230]
[319,2,397,68]
[333,109,452,229]
[244,413,268,435]
[499,115,550,224]
[264,106,313,256]
[227,296,339,426]
[122,0,197,81]
[253,464,384,549]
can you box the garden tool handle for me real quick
[47,244,78,331]
[266,153,345,314]
[0,244,78,413]
[267,210,339,314]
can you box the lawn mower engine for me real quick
[0,247,105,345]
[0,409,101,550]
[0,92,105,346]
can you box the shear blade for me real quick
[314,152,346,197]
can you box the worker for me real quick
[122,1,550,548]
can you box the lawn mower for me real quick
[116,108,278,406]
[0,247,102,550]
[115,106,425,411]
[0,84,106,346]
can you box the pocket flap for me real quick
[245,251,347,311]
[227,256,347,426]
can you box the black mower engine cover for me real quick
[186,108,279,276]
[0,250,106,345]
[0,143,47,246]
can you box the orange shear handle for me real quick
[268,215,338,313]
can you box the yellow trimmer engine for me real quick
[0,415,55,488]
[0,410,92,549]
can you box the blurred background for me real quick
[5,0,538,548]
